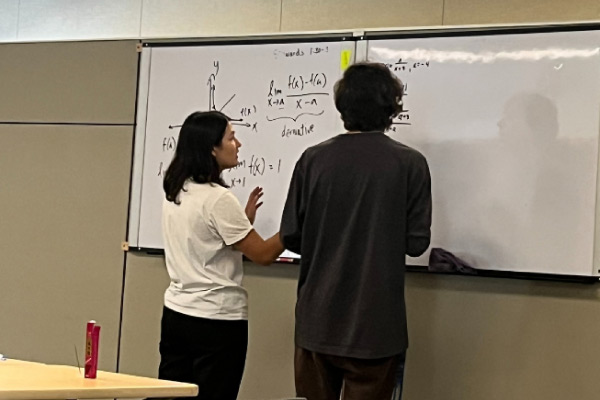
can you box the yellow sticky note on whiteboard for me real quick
[341,50,352,70]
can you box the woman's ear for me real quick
[211,148,217,157]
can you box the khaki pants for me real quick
[294,346,402,400]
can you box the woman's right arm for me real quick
[233,230,284,266]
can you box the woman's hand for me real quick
[245,186,264,224]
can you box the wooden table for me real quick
[0,359,198,400]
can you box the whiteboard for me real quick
[368,28,600,276]
[129,39,353,256]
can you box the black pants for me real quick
[158,306,248,400]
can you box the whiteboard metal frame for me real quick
[128,47,152,248]
[141,31,357,47]
[595,113,600,276]
[362,20,600,38]
[126,24,600,281]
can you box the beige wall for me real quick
[404,274,600,399]
[0,40,138,371]
[3,0,599,42]
[1,1,600,400]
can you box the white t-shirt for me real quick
[162,181,253,320]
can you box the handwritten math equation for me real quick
[204,61,330,137]
[273,46,330,59]
[267,73,328,106]
[227,155,283,187]
[264,72,329,137]
[384,58,433,128]
[385,58,431,73]
[156,135,177,177]
[165,59,334,148]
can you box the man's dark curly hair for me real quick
[334,62,404,132]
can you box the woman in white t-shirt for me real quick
[159,110,284,400]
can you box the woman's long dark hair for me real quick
[163,111,229,203]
